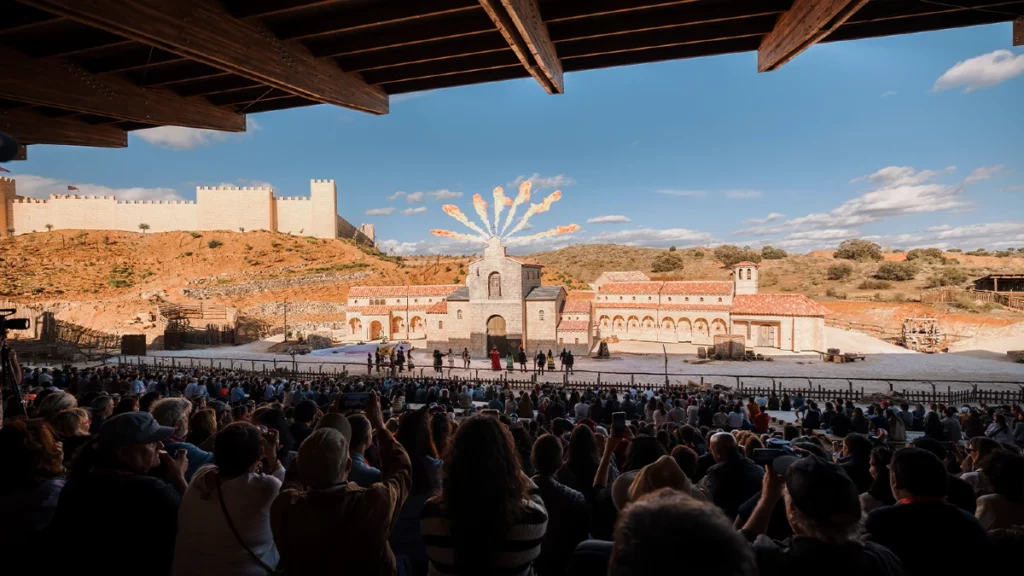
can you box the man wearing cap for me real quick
[50,411,189,575]
[270,391,411,576]
[740,453,903,575]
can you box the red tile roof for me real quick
[593,302,661,309]
[592,303,730,312]
[566,290,595,300]
[557,320,591,332]
[348,284,460,298]
[599,282,663,294]
[733,261,760,267]
[562,299,592,313]
[347,306,400,316]
[598,271,651,283]
[660,281,733,295]
[426,301,447,314]
[731,294,828,317]
[660,304,732,312]
[507,256,542,267]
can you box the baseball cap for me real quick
[782,455,861,528]
[298,428,349,489]
[98,412,175,448]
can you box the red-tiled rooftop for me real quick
[347,305,402,316]
[426,301,448,314]
[598,282,663,295]
[597,271,651,283]
[348,284,460,298]
[557,320,590,333]
[660,281,733,295]
[733,261,761,267]
[731,294,828,317]
[562,299,592,314]
[566,290,595,300]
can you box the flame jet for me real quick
[501,180,531,235]
[430,229,486,242]
[442,204,489,239]
[472,194,492,236]
[504,190,562,237]
[512,223,581,243]
[492,186,512,232]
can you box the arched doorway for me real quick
[677,318,692,342]
[486,315,508,355]
[391,316,405,337]
[409,316,423,336]
[369,320,383,340]
[694,319,710,343]
[711,318,728,336]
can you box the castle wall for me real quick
[275,197,311,235]
[310,179,337,239]
[0,177,14,236]
[196,186,274,232]
[117,200,198,232]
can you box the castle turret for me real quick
[0,176,15,237]
[733,261,759,295]
[310,179,338,239]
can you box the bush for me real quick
[713,244,762,267]
[858,279,892,290]
[189,231,202,239]
[651,251,684,273]
[761,245,788,260]
[693,251,704,259]
[825,287,847,299]
[965,249,988,256]
[834,239,883,262]
[906,248,944,261]
[207,239,223,249]
[924,267,969,288]
[874,262,917,281]
[891,248,905,253]
[947,248,962,253]
[668,245,677,252]
[826,262,854,280]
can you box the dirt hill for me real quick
[3,232,1023,342]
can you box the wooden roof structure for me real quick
[2,0,1022,158]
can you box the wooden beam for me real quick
[0,110,127,148]
[24,0,388,115]
[0,46,245,132]
[15,145,29,161]
[1014,17,1023,46]
[478,0,564,94]
[758,0,870,72]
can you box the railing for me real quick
[825,318,899,340]
[923,288,1024,311]
[102,355,1024,405]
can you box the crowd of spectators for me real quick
[2,358,1023,576]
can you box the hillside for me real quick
[4,231,1023,342]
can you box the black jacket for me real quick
[702,454,764,519]
[747,534,904,576]
[866,501,991,576]
[532,475,590,576]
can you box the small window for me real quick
[439,321,443,329]
[414,298,418,303]
[668,297,672,302]
[700,297,704,302]
[539,310,545,321]
[738,269,742,279]
[457,310,463,320]
[746,269,752,280]
[559,338,564,344]
[685,297,689,302]
[718,297,723,302]
[648,296,652,301]
[632,296,636,301]
[574,338,579,345]
[429,298,433,303]
[619,296,623,301]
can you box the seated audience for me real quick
[699,432,764,519]
[531,434,589,576]
[153,397,214,481]
[975,450,1024,529]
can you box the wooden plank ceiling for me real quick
[0,0,1020,153]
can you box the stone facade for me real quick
[0,176,373,244]
[344,242,828,356]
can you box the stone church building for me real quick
[345,238,827,356]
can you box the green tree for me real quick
[208,239,223,249]
[668,245,677,252]
[874,262,917,281]
[45,224,53,232]
[761,245,788,260]
[826,262,853,280]
[713,244,762,267]
[651,251,684,273]
[138,223,150,234]
[924,267,969,288]
[834,239,883,261]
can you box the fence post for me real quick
[597,372,601,386]
[631,374,635,387]
[888,382,893,393]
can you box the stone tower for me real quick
[733,261,759,295]
[0,176,15,237]
[309,179,338,239]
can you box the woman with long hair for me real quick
[49,408,92,468]
[885,409,907,443]
[976,451,1024,529]
[172,422,280,575]
[923,412,944,442]
[186,408,218,448]
[390,407,442,576]
[961,436,1001,495]
[421,416,547,575]
[510,424,535,477]
[555,425,602,497]
[860,447,896,513]
[0,419,65,552]
[431,412,453,459]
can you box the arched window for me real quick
[685,297,689,302]
[668,297,672,302]
[746,268,752,280]
[439,321,444,329]
[718,297,723,302]
[737,269,742,279]
[488,272,501,298]
[619,296,623,301]
[700,297,704,302]
[539,309,545,321]
[457,310,463,320]
[648,296,652,301]
[632,296,636,301]
[414,298,418,303]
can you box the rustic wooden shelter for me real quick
[2,0,1022,158]
[972,273,1024,293]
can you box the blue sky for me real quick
[7,23,1023,255]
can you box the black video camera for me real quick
[0,309,30,336]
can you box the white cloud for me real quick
[880,90,898,98]
[725,190,762,199]
[586,215,631,224]
[934,49,1024,93]
[387,191,406,201]
[10,174,183,201]
[1007,185,1024,191]
[405,191,425,203]
[427,189,463,201]
[510,173,576,189]
[655,189,706,197]
[590,227,715,248]
[365,207,395,216]
[133,117,261,150]
[390,92,428,104]
[743,212,785,225]
[964,164,1005,184]
[850,166,938,187]
[401,207,427,215]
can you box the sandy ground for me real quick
[123,327,1024,393]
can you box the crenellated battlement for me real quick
[311,179,334,184]
[275,196,310,201]
[197,185,273,192]
[13,197,48,204]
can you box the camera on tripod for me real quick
[0,308,30,335]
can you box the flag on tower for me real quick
[67,185,79,191]
[0,167,10,173]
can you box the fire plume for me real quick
[505,189,561,237]
[442,204,489,239]
[492,186,511,231]
[513,223,581,243]
[429,229,485,242]
[472,193,492,235]
[501,180,531,235]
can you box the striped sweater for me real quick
[421,483,548,576]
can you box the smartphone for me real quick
[752,448,787,467]
[481,409,500,417]
[339,392,371,409]
[612,412,627,436]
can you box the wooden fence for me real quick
[106,356,1024,405]
[922,288,1024,311]
[824,318,900,340]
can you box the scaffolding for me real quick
[901,318,943,353]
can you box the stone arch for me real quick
[488,271,501,298]
[642,315,655,329]
[711,318,728,336]
[391,316,405,336]
[599,315,611,328]
[409,316,424,334]
[486,315,508,355]
[457,309,463,320]
[613,315,625,331]
[694,318,710,341]
[349,318,362,336]
[627,315,639,331]
[662,318,675,331]
[677,318,692,342]
[369,321,383,340]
